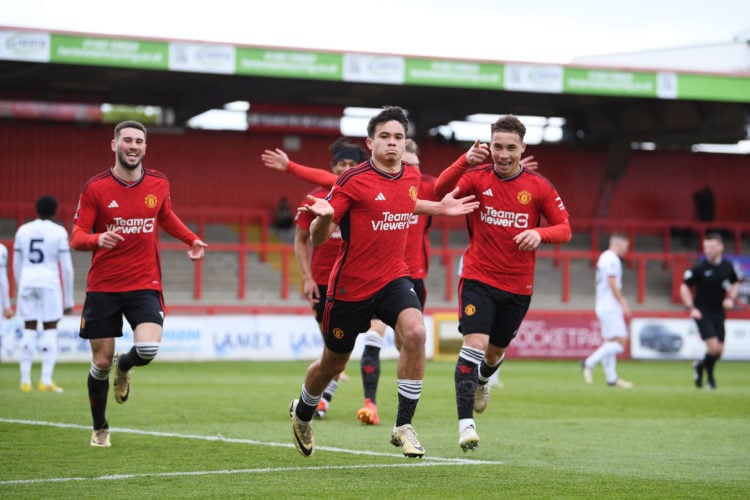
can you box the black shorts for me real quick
[694,311,726,343]
[322,277,422,354]
[458,278,531,348]
[79,290,165,340]
[312,284,328,324]
[411,278,426,309]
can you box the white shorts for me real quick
[16,287,63,323]
[596,308,628,340]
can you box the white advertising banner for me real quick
[630,318,750,360]
[0,315,435,363]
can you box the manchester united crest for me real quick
[517,190,532,205]
[145,194,158,208]
[332,328,345,339]
[409,185,418,201]
[464,304,476,316]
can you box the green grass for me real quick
[1,359,749,498]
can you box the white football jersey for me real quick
[13,219,74,308]
[595,248,623,314]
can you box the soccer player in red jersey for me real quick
[70,120,207,448]
[433,115,571,452]
[288,138,389,420]
[263,138,433,426]
[288,106,478,458]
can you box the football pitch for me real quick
[1,359,748,498]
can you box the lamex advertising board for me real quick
[0,315,434,363]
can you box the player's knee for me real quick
[398,324,426,351]
[135,342,160,365]
[89,362,110,381]
[39,331,57,352]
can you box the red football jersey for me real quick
[327,161,420,301]
[73,168,196,293]
[296,186,342,286]
[404,174,436,280]
[457,166,569,295]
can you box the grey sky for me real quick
[2,0,748,64]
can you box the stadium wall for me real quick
[2,121,748,222]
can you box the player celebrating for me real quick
[71,120,207,447]
[289,106,479,458]
[434,115,571,452]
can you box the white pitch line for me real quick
[0,417,503,485]
[1,462,490,486]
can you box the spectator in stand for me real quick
[433,115,571,452]
[286,105,479,458]
[71,120,207,448]
[581,232,633,389]
[272,196,295,240]
[680,232,739,390]
[13,195,75,393]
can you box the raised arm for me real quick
[261,148,337,188]
[434,139,490,198]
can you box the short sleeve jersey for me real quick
[13,219,71,289]
[683,258,739,314]
[296,186,342,286]
[457,166,569,295]
[327,160,420,301]
[595,249,623,314]
[73,168,175,292]
[404,173,436,280]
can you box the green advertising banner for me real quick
[49,35,168,69]
[236,48,342,80]
[677,73,750,103]
[3,30,747,104]
[563,68,658,98]
[405,59,503,89]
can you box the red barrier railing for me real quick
[3,205,747,307]
[427,247,694,305]
[0,237,697,306]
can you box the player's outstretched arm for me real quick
[299,195,335,246]
[414,187,478,216]
[262,148,338,187]
[261,148,290,171]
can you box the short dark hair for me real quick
[35,195,58,219]
[705,232,724,244]
[114,120,147,140]
[490,115,526,141]
[366,106,408,138]
[329,137,368,164]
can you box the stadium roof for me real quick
[1,28,749,148]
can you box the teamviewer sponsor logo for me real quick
[371,211,412,231]
[480,206,528,228]
[106,217,156,234]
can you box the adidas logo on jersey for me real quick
[375,193,386,201]
[108,200,119,208]
[482,188,494,197]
